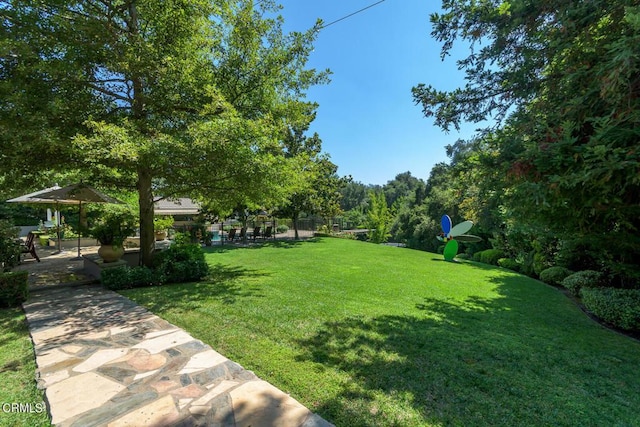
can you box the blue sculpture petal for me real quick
[441,215,452,235]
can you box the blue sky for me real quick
[276,0,478,186]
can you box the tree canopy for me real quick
[411,0,640,285]
[1,0,328,266]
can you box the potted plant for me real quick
[89,209,137,263]
[202,230,214,246]
[153,216,174,241]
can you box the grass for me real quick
[0,307,50,427]
[122,238,640,426]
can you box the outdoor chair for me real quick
[262,226,273,240]
[21,232,40,262]
[238,227,247,241]
[227,228,237,241]
[251,226,261,241]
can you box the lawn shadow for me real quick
[296,274,640,426]
[124,263,269,313]
[204,238,324,254]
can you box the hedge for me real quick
[561,270,604,296]
[472,249,504,266]
[498,258,520,272]
[0,271,29,307]
[539,266,573,286]
[102,244,209,290]
[581,287,640,331]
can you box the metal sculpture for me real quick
[437,215,482,261]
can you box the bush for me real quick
[456,253,470,260]
[498,258,520,272]
[561,270,604,296]
[472,249,504,265]
[102,266,160,290]
[0,220,21,272]
[0,271,29,307]
[101,267,132,290]
[276,224,289,234]
[581,287,640,331]
[154,243,209,283]
[539,266,573,286]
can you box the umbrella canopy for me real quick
[36,182,123,258]
[37,182,122,204]
[5,185,68,204]
[6,184,68,229]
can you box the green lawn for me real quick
[0,307,50,427]
[122,238,640,426]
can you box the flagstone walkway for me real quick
[23,284,333,427]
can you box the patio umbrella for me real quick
[35,182,123,259]
[6,184,72,252]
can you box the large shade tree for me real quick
[1,0,328,266]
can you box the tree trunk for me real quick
[137,167,155,267]
[292,213,299,240]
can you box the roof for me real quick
[154,198,201,216]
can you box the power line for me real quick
[319,0,387,30]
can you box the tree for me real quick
[414,0,640,284]
[340,181,370,212]
[276,124,347,239]
[1,0,327,266]
[366,190,392,244]
[382,171,423,208]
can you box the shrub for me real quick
[473,249,504,265]
[539,266,573,286]
[101,267,132,290]
[102,266,159,290]
[276,224,289,234]
[0,271,29,307]
[561,270,604,296]
[456,253,470,260]
[0,221,21,272]
[581,287,640,331]
[498,258,520,272]
[154,243,209,283]
[128,266,156,287]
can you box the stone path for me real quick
[23,285,333,426]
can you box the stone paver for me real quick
[23,285,334,426]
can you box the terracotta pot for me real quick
[155,230,167,241]
[98,244,125,263]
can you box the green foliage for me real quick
[561,270,605,296]
[366,190,392,244]
[498,258,520,272]
[153,216,174,231]
[275,124,347,240]
[101,266,157,291]
[414,0,640,287]
[581,288,640,331]
[539,267,574,287]
[88,206,137,246]
[0,271,29,307]
[472,249,504,266]
[0,203,44,226]
[0,221,21,272]
[153,243,209,283]
[101,268,133,291]
[276,224,289,234]
[102,244,207,289]
[1,0,328,267]
[339,181,370,212]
